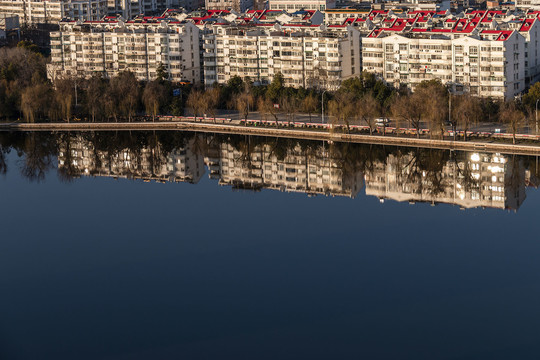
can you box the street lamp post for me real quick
[321,90,327,124]
[534,99,540,135]
[447,84,454,141]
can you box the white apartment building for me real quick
[48,20,201,83]
[205,0,253,12]
[0,0,107,25]
[205,141,364,198]
[269,0,335,11]
[515,0,540,8]
[511,17,540,86]
[362,30,526,99]
[364,151,526,210]
[107,0,194,20]
[203,25,362,89]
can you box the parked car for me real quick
[376,118,390,127]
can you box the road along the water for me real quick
[2,120,540,156]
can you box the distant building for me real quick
[0,0,107,25]
[515,0,540,8]
[269,0,336,11]
[205,0,254,12]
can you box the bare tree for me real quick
[104,84,119,122]
[20,82,51,123]
[110,71,139,122]
[302,93,318,122]
[391,93,424,138]
[204,87,221,123]
[187,89,205,122]
[500,101,525,144]
[85,75,105,122]
[280,95,300,126]
[416,85,447,139]
[235,91,255,124]
[328,92,356,133]
[357,92,381,135]
[143,80,167,121]
[258,96,279,122]
[452,96,481,141]
[54,78,74,122]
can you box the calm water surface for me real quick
[0,131,539,360]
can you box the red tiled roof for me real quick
[520,18,535,32]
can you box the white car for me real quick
[375,118,390,126]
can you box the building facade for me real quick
[203,25,362,89]
[205,0,253,12]
[362,31,526,99]
[0,0,107,25]
[48,20,200,83]
[269,0,336,11]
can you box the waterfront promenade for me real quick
[2,117,540,156]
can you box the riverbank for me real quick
[2,119,540,156]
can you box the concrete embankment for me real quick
[2,120,540,156]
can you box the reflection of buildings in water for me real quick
[204,142,364,198]
[58,135,205,184]
[57,134,532,209]
[365,151,526,210]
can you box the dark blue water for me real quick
[0,132,539,359]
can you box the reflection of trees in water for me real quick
[452,152,480,195]
[507,155,525,196]
[0,144,9,176]
[57,132,80,182]
[329,141,388,179]
[0,131,533,203]
[20,132,56,182]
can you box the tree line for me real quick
[2,42,540,143]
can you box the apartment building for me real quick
[203,25,362,89]
[515,0,540,8]
[364,151,526,210]
[362,30,526,99]
[205,0,253,12]
[47,19,200,83]
[269,0,335,11]
[509,17,540,86]
[205,141,364,198]
[0,0,107,25]
[58,134,205,184]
